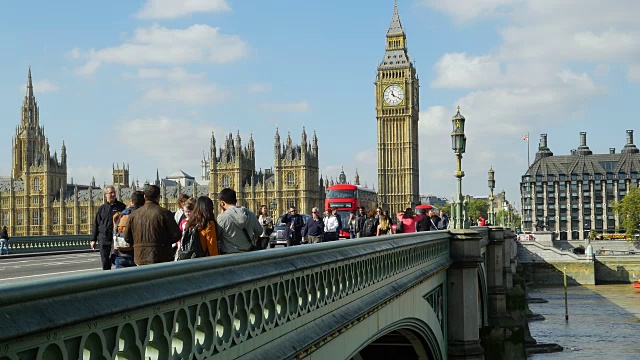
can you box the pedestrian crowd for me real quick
[86,184,458,269]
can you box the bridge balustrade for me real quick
[0,231,452,360]
[3,235,92,254]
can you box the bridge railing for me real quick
[0,231,452,360]
[2,235,92,254]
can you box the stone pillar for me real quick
[447,229,485,360]
[486,227,506,320]
[504,229,516,287]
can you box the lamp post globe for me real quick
[451,106,468,229]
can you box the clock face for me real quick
[383,85,404,106]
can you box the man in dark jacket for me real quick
[111,190,144,269]
[126,185,181,266]
[92,185,126,270]
[282,206,304,246]
[355,206,367,238]
[302,207,324,244]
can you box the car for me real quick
[268,213,311,248]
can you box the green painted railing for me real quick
[2,235,91,254]
[0,231,452,359]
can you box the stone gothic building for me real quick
[375,2,420,213]
[201,129,323,215]
[0,69,211,236]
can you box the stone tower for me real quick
[208,131,256,207]
[112,163,130,188]
[11,67,68,234]
[273,128,320,213]
[375,1,420,213]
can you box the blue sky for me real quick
[1,0,639,211]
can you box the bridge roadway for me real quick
[0,252,102,285]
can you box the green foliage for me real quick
[495,209,522,228]
[589,229,597,240]
[613,187,640,237]
[467,198,489,220]
[440,203,452,216]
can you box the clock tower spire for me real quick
[375,1,420,213]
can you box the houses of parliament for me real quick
[0,69,324,236]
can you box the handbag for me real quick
[177,227,208,260]
[396,219,405,233]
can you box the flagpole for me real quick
[527,132,530,168]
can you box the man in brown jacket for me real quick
[126,185,181,265]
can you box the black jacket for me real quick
[0,228,8,240]
[302,217,324,237]
[92,200,126,246]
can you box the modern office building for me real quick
[521,131,640,240]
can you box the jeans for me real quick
[349,231,356,239]
[114,256,136,269]
[0,239,8,255]
[99,246,112,270]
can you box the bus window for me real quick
[326,190,355,199]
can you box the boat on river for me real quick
[633,273,640,289]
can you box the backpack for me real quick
[396,219,405,233]
[417,217,430,232]
[112,208,133,251]
[363,218,377,237]
[178,227,208,260]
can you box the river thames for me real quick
[528,284,640,359]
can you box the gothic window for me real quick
[33,197,40,205]
[67,209,73,225]
[287,173,295,187]
[17,198,23,206]
[53,210,59,225]
[222,175,230,188]
[34,178,40,191]
[17,212,23,226]
[2,213,7,227]
[33,210,40,226]
[81,209,87,223]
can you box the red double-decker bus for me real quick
[324,184,378,238]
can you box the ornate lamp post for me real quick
[451,106,468,229]
[488,167,495,226]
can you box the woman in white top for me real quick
[257,205,273,249]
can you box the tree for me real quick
[467,199,489,220]
[613,186,640,238]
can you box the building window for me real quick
[34,178,41,191]
[1,199,7,206]
[222,175,230,188]
[53,210,59,225]
[81,209,87,223]
[2,213,8,227]
[16,198,23,206]
[287,173,295,187]
[17,213,23,226]
[33,197,40,205]
[67,209,73,225]
[33,210,40,226]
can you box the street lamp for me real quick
[451,106,468,229]
[488,167,495,226]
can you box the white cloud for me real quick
[248,83,271,93]
[19,79,60,93]
[136,0,231,19]
[432,53,502,89]
[259,101,309,113]
[142,83,228,105]
[136,67,205,81]
[422,0,520,22]
[72,24,248,76]
[67,165,113,188]
[628,64,640,82]
[354,149,377,166]
[115,117,220,172]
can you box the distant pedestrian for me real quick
[182,196,219,257]
[282,206,304,246]
[174,193,189,225]
[92,185,126,270]
[0,226,9,255]
[257,205,274,249]
[127,185,181,265]
[302,207,324,244]
[111,190,144,269]
[216,188,262,254]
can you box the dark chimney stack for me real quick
[540,133,548,149]
[610,148,615,154]
[627,130,634,145]
[570,149,576,156]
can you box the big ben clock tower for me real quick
[376,1,420,213]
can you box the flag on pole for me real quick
[523,134,529,141]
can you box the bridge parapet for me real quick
[0,232,452,359]
[3,234,91,254]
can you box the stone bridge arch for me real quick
[348,318,443,360]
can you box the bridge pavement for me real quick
[0,252,102,285]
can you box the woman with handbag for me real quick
[179,196,219,259]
